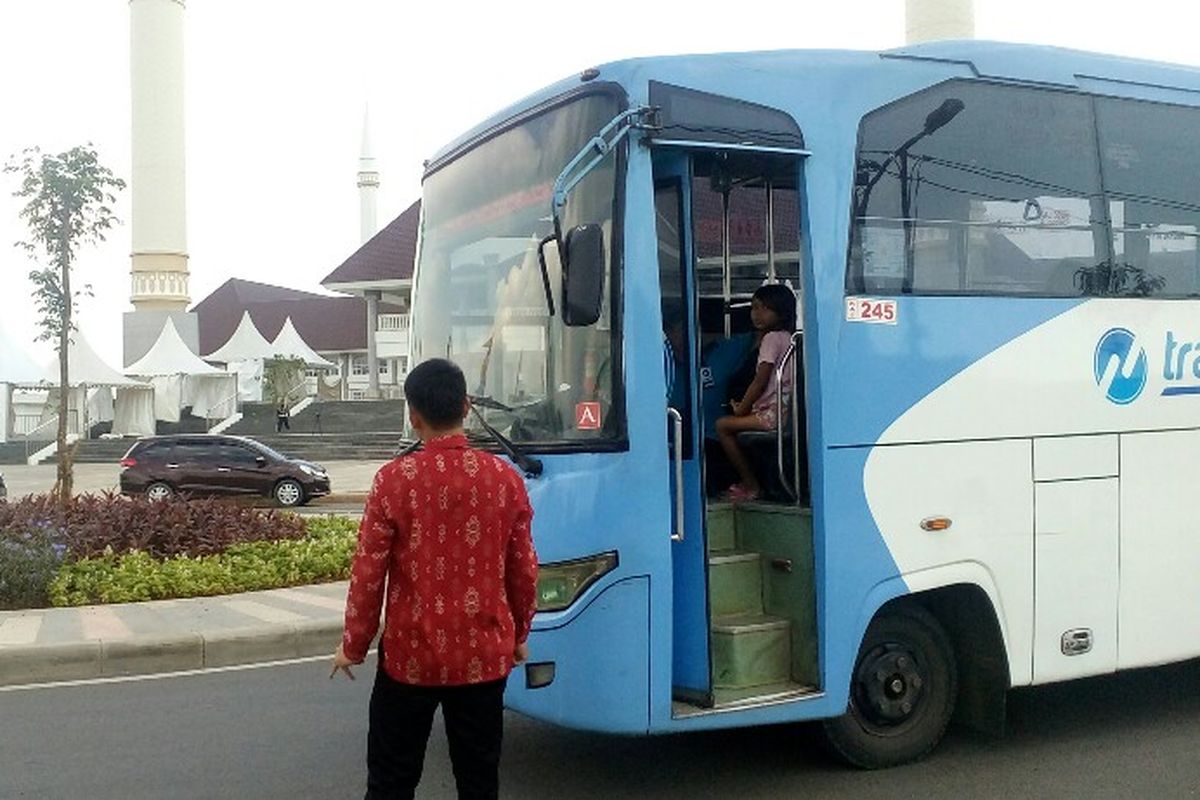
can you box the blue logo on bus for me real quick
[1094,328,1147,405]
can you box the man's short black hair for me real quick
[405,358,467,429]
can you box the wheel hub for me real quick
[857,645,925,726]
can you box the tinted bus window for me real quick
[850,81,1106,297]
[1096,97,1200,297]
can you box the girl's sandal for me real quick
[721,483,761,503]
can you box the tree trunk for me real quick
[53,246,73,504]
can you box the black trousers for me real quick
[365,666,508,800]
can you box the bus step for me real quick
[706,502,737,553]
[711,613,791,690]
[708,552,763,616]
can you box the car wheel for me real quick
[146,482,174,502]
[274,478,304,508]
[821,606,957,769]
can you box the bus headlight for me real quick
[536,551,618,612]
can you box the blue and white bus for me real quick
[407,40,1200,767]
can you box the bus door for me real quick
[655,152,713,704]
[657,139,819,712]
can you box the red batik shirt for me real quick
[341,434,538,686]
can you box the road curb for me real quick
[0,618,345,688]
[0,641,103,685]
[312,492,368,506]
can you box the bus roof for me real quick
[425,40,1200,174]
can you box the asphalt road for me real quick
[3,658,1200,799]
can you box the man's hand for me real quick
[330,643,359,680]
[513,642,530,666]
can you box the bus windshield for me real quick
[410,92,623,446]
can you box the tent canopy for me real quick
[33,331,144,388]
[126,318,223,376]
[203,310,276,363]
[270,318,335,369]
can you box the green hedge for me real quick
[47,516,358,607]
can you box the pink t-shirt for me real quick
[752,330,794,415]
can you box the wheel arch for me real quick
[853,565,1013,738]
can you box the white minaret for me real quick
[358,106,383,397]
[129,0,189,311]
[906,0,975,44]
[124,0,198,365]
[358,106,380,244]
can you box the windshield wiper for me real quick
[469,394,515,412]
[467,402,543,478]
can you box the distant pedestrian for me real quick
[275,400,290,432]
[332,358,538,800]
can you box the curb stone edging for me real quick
[0,618,345,688]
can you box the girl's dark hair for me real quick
[404,358,467,428]
[752,283,797,332]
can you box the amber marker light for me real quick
[920,517,953,532]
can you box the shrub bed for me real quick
[0,493,308,560]
[0,493,358,609]
[49,518,357,606]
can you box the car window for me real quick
[174,441,217,464]
[136,441,173,461]
[219,444,260,465]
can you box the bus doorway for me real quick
[655,146,819,713]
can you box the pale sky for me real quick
[2,0,1199,368]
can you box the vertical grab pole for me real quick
[722,190,732,338]
[668,407,686,542]
[791,331,803,505]
[775,333,802,501]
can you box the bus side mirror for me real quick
[562,224,605,327]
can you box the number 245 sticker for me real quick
[845,297,898,325]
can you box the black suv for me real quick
[119,435,330,507]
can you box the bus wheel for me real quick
[822,606,957,769]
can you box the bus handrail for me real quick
[775,331,804,503]
[667,407,685,542]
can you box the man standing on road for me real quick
[332,358,539,800]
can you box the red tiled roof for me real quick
[322,200,420,286]
[243,297,400,354]
[193,278,400,355]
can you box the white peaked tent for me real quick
[125,318,238,422]
[38,332,143,388]
[126,317,222,376]
[203,310,277,363]
[31,331,154,438]
[270,318,335,369]
[0,326,47,443]
[203,311,278,403]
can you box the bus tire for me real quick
[821,606,957,769]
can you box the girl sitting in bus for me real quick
[715,283,797,502]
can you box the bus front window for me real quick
[410,93,623,446]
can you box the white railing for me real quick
[377,313,410,332]
[13,414,44,436]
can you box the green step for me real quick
[708,552,763,617]
[711,613,792,690]
[706,503,737,553]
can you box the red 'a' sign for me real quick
[575,402,602,430]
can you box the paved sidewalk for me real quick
[0,581,350,687]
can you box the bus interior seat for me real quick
[737,428,809,505]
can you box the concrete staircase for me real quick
[73,439,137,465]
[225,400,406,437]
[703,502,818,706]
[238,432,404,463]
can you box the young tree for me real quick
[263,355,307,406]
[5,145,125,503]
